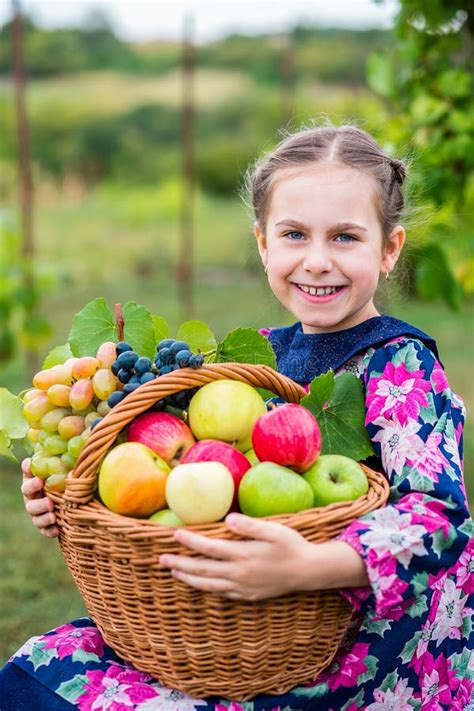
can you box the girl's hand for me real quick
[20,458,60,538]
[159,513,315,601]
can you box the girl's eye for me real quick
[335,233,356,243]
[285,231,305,241]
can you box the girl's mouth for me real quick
[293,283,346,302]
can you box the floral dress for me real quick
[1,317,473,711]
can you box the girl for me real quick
[2,124,473,710]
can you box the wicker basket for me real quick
[48,363,389,701]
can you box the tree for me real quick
[368,0,473,305]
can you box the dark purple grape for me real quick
[176,349,191,367]
[116,341,133,356]
[116,351,139,369]
[140,372,156,384]
[108,391,126,408]
[90,417,103,429]
[135,357,152,375]
[123,382,141,395]
[158,339,174,351]
[117,368,132,383]
[189,354,204,369]
[169,340,190,355]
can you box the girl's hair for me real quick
[244,123,407,244]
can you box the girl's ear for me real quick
[254,222,268,267]
[382,224,406,274]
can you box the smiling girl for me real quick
[4,124,473,710]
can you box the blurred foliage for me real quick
[0,213,55,371]
[368,0,473,300]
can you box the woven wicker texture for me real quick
[49,363,390,700]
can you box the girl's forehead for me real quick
[267,163,379,221]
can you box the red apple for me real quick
[127,411,195,467]
[180,439,251,507]
[251,403,322,474]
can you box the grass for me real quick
[0,188,472,664]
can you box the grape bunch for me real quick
[108,339,204,413]
[23,342,122,494]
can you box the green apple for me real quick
[302,454,368,507]
[238,462,314,517]
[148,508,184,527]
[165,461,235,524]
[188,380,266,452]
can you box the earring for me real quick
[384,270,390,281]
[264,265,268,275]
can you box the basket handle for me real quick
[64,363,307,504]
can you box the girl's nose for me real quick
[302,248,333,273]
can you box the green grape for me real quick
[84,411,100,428]
[38,430,49,446]
[30,453,50,479]
[61,452,76,469]
[43,434,68,456]
[69,379,94,411]
[58,415,85,440]
[67,435,84,459]
[23,393,55,425]
[40,408,70,433]
[97,400,111,417]
[45,473,67,493]
[46,456,69,475]
[92,368,117,400]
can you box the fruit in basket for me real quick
[98,442,170,517]
[251,403,322,474]
[238,462,314,517]
[180,439,251,507]
[127,412,195,466]
[165,461,234,524]
[148,508,183,527]
[302,454,368,507]
[243,448,260,466]
[188,380,266,452]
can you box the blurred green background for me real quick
[0,1,472,663]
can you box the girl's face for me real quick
[255,162,405,334]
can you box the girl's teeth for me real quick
[298,285,338,296]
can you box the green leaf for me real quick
[363,617,391,637]
[152,315,169,343]
[215,328,276,367]
[42,342,73,369]
[415,243,463,310]
[301,371,375,460]
[0,387,28,439]
[0,430,17,462]
[366,52,396,98]
[29,642,57,671]
[407,595,428,618]
[122,301,156,359]
[56,675,89,703]
[71,647,102,664]
[68,298,115,357]
[176,320,217,354]
[399,632,421,665]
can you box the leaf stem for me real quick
[114,303,124,341]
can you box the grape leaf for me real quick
[68,298,115,357]
[152,315,169,343]
[42,343,73,369]
[0,388,28,439]
[215,328,276,367]
[177,320,217,354]
[301,371,375,460]
[122,302,156,359]
[0,430,17,462]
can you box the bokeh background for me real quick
[0,0,472,663]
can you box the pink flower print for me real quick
[431,361,449,394]
[365,550,408,617]
[455,541,474,593]
[407,432,451,485]
[449,678,473,711]
[317,642,371,692]
[42,623,104,660]
[366,676,416,710]
[366,361,431,425]
[455,420,463,445]
[78,664,158,710]
[421,654,457,709]
[359,507,428,569]
[410,619,436,674]
[371,416,424,476]
[398,494,451,538]
[431,578,473,645]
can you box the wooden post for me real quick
[11,0,37,377]
[280,33,294,130]
[177,12,195,321]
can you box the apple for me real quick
[180,439,251,507]
[251,403,322,474]
[148,509,184,527]
[238,462,314,517]
[188,380,266,452]
[127,411,195,467]
[98,442,170,517]
[302,454,369,507]
[165,461,234,524]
